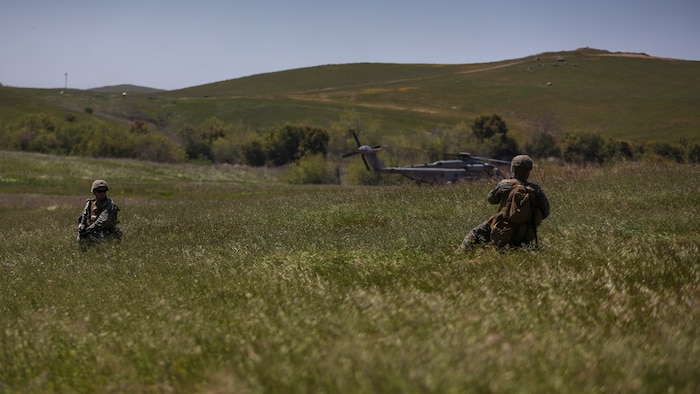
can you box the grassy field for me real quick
[1,151,698,392]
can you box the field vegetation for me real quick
[1,151,698,392]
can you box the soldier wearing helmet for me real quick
[460,155,550,250]
[77,179,122,250]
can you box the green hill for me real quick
[1,48,698,144]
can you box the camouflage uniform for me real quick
[461,155,550,250]
[77,180,121,250]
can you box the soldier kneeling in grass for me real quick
[461,155,550,250]
[77,179,122,251]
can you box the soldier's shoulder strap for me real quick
[107,199,120,212]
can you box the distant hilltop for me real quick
[87,48,684,92]
[572,47,671,60]
[88,84,164,94]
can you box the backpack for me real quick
[489,181,541,247]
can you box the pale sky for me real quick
[2,0,698,91]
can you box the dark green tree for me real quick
[179,124,212,161]
[264,125,329,166]
[265,125,301,166]
[525,131,561,159]
[472,113,508,142]
[240,138,266,166]
[471,114,519,160]
[298,126,329,158]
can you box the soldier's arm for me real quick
[86,202,116,231]
[487,180,514,204]
[487,182,502,204]
[77,201,90,231]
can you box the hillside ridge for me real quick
[1,48,698,144]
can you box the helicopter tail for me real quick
[342,130,387,172]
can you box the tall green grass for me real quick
[1,152,698,392]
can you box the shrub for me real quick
[484,134,520,161]
[133,133,186,163]
[79,124,136,158]
[687,142,700,164]
[598,138,637,162]
[524,131,561,159]
[644,141,685,163]
[130,119,149,134]
[472,113,507,142]
[561,131,604,164]
[265,125,329,166]
[346,159,388,185]
[211,137,240,164]
[240,138,266,166]
[179,124,212,161]
[471,114,519,160]
[285,153,336,184]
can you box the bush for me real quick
[345,159,389,185]
[79,124,136,158]
[179,124,212,161]
[211,137,240,164]
[130,119,149,134]
[285,153,336,184]
[524,131,561,159]
[471,114,519,160]
[598,139,637,162]
[2,113,60,153]
[687,143,700,164]
[561,131,604,164]
[133,133,186,163]
[265,125,329,166]
[241,138,266,166]
[472,113,507,142]
[483,134,520,161]
[644,141,685,163]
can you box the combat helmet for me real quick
[91,179,109,192]
[510,155,533,171]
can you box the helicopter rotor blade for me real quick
[471,156,511,165]
[446,151,511,165]
[341,150,371,171]
[361,156,370,171]
[351,129,361,147]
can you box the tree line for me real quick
[0,112,697,182]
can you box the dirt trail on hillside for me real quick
[293,60,529,98]
[456,60,528,74]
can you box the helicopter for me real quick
[343,131,510,184]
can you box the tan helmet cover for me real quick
[91,179,109,192]
[510,155,533,171]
